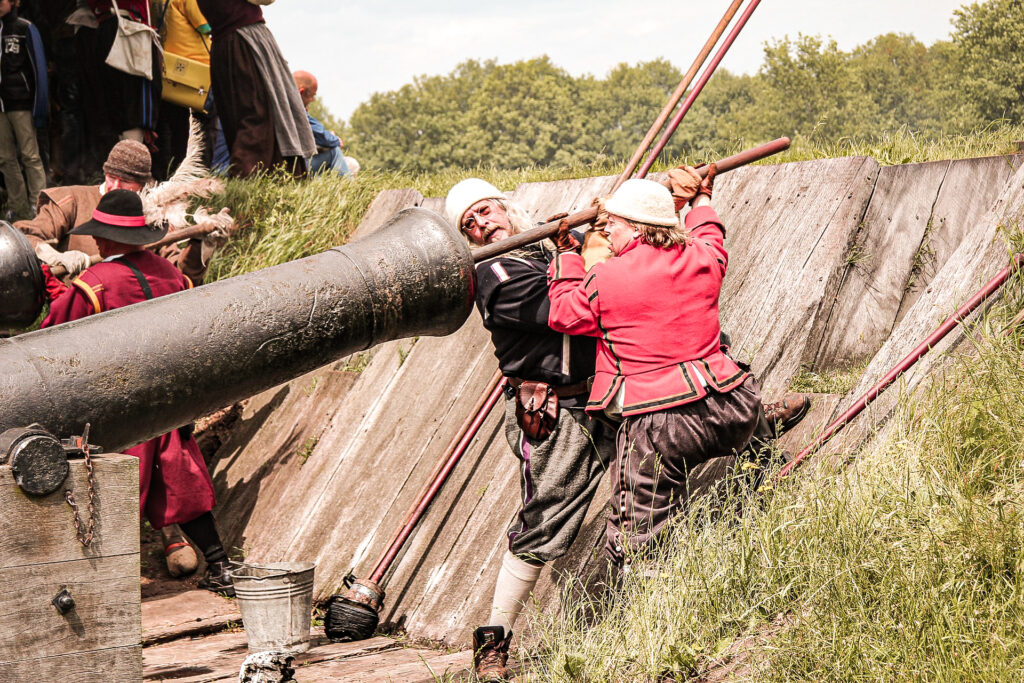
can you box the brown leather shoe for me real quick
[473,626,512,682]
[763,394,811,436]
[161,525,198,578]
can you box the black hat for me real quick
[69,190,167,246]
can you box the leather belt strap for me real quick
[506,377,590,398]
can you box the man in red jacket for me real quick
[546,170,792,568]
[42,189,234,595]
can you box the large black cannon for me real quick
[0,208,475,452]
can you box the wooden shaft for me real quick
[638,0,763,177]
[45,224,217,278]
[471,136,791,263]
[610,0,745,193]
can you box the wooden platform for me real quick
[143,628,471,682]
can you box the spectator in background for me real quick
[293,70,351,177]
[196,0,314,177]
[15,139,207,282]
[85,0,161,150]
[154,0,212,179]
[0,0,48,218]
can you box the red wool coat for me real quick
[42,250,215,529]
[547,205,748,418]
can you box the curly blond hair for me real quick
[631,218,688,249]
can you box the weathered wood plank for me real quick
[716,157,881,397]
[142,590,240,645]
[0,554,140,663]
[812,160,950,370]
[143,630,441,682]
[895,154,1024,321]
[8,644,141,682]
[1,455,139,568]
[825,161,1024,453]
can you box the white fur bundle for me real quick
[140,113,236,237]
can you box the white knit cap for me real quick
[604,179,678,227]
[445,178,506,228]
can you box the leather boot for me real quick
[161,525,198,578]
[197,560,235,597]
[763,394,811,436]
[472,625,512,682]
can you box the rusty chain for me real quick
[65,424,97,547]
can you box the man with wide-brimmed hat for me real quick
[40,189,235,595]
[14,140,210,281]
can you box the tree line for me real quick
[332,0,1022,173]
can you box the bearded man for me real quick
[447,177,810,682]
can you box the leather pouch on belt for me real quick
[514,381,559,440]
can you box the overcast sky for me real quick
[261,1,969,121]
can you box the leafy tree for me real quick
[951,0,1024,124]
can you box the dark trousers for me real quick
[607,376,762,565]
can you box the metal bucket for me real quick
[231,562,316,653]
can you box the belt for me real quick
[506,377,590,398]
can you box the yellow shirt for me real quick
[163,0,211,65]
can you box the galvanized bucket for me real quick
[231,562,316,653]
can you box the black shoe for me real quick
[197,560,235,597]
[473,625,512,682]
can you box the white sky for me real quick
[261,1,969,121]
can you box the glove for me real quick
[554,218,580,253]
[667,166,702,211]
[40,264,68,300]
[694,162,717,203]
[590,196,609,232]
[200,226,230,266]
[35,243,92,277]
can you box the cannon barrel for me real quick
[0,208,475,452]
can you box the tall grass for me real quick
[203,123,1024,281]
[520,284,1024,682]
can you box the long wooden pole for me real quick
[471,136,791,263]
[637,0,764,177]
[777,254,1024,478]
[611,0,745,193]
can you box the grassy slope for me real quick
[204,125,1024,281]
[203,124,1024,681]
[523,295,1024,682]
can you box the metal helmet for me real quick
[0,221,44,328]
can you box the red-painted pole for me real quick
[369,378,506,584]
[777,254,1024,478]
[636,0,763,178]
[611,0,746,192]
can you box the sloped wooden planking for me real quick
[819,161,1024,455]
[812,160,951,370]
[895,154,1024,322]
[350,189,426,241]
[715,157,880,396]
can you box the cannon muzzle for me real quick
[0,208,475,452]
[0,220,44,328]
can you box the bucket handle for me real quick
[231,562,297,581]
